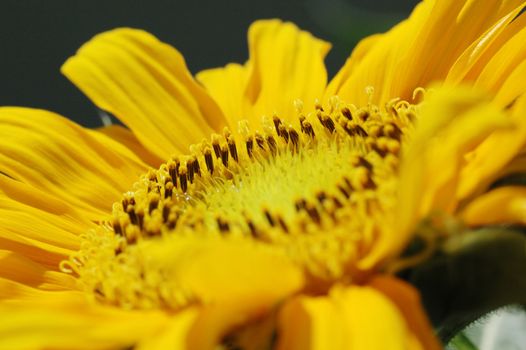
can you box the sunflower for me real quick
[1,0,526,349]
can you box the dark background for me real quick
[0,0,418,127]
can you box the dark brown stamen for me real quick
[295,198,307,211]
[384,122,402,141]
[354,125,368,137]
[204,148,214,174]
[216,217,230,232]
[337,184,351,199]
[267,135,277,155]
[356,109,369,122]
[112,218,123,235]
[289,128,299,151]
[167,213,178,230]
[255,133,265,149]
[341,107,352,120]
[179,166,188,192]
[264,209,275,227]
[246,137,254,158]
[305,203,321,224]
[220,144,229,167]
[165,181,174,199]
[162,205,170,222]
[187,159,195,183]
[136,208,145,229]
[127,205,138,226]
[247,219,258,237]
[228,137,239,163]
[212,138,221,158]
[192,156,201,177]
[273,115,282,135]
[352,156,372,171]
[302,121,315,137]
[168,160,179,188]
[277,216,289,233]
[149,195,159,214]
[316,191,328,203]
[278,124,289,143]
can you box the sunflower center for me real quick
[62,95,417,310]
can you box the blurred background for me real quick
[0,0,418,127]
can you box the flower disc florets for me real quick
[62,95,417,310]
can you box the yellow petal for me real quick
[328,0,433,105]
[0,290,170,350]
[276,281,431,350]
[324,33,382,99]
[458,94,526,200]
[473,16,526,106]
[493,59,526,107]
[361,86,511,269]
[462,186,526,226]
[143,237,304,349]
[245,20,331,125]
[0,235,68,272]
[450,10,526,88]
[331,0,526,105]
[370,276,441,350]
[0,107,147,220]
[446,3,525,90]
[197,63,250,130]
[0,174,92,267]
[135,308,199,350]
[0,251,75,294]
[62,28,227,159]
[0,175,92,270]
[96,124,164,167]
[399,86,510,228]
[146,237,304,303]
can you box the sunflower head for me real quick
[2,1,526,349]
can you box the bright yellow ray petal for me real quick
[449,10,526,88]
[360,86,511,270]
[0,250,58,288]
[0,175,91,268]
[245,19,331,126]
[331,0,526,105]
[0,251,75,294]
[0,217,78,269]
[0,107,148,220]
[143,237,304,349]
[401,87,511,217]
[277,282,431,350]
[446,6,526,97]
[493,60,526,107]
[0,183,82,250]
[458,94,526,200]
[324,33,382,99]
[370,276,441,350]
[0,276,77,300]
[462,186,526,226]
[96,124,164,167]
[473,22,526,106]
[135,308,199,350]
[328,0,434,105]
[197,63,250,130]
[0,289,170,350]
[145,237,304,303]
[0,236,67,272]
[62,28,227,159]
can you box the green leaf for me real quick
[449,332,478,350]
